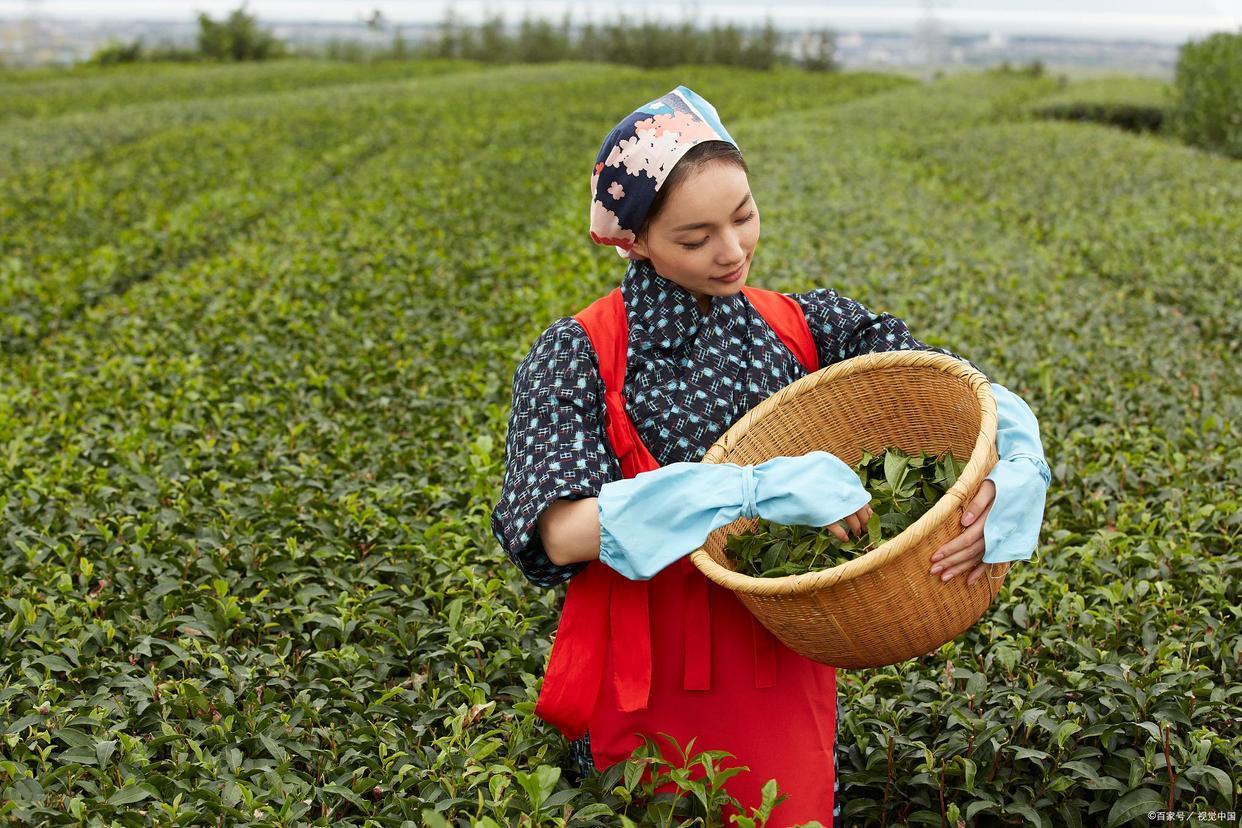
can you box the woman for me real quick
[491,85,1049,825]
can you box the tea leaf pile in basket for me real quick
[725,448,968,578]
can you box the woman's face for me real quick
[629,161,759,311]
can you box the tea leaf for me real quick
[726,448,962,578]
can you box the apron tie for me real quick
[611,577,652,711]
[683,567,712,690]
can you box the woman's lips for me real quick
[714,262,745,282]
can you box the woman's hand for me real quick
[930,480,996,586]
[826,503,874,543]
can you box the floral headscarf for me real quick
[589,85,739,260]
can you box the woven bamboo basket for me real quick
[688,349,1009,669]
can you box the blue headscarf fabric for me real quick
[589,85,740,260]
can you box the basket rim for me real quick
[688,349,999,597]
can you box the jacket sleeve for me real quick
[490,317,623,588]
[790,287,988,377]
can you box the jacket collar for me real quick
[621,259,745,358]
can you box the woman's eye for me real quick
[680,212,754,250]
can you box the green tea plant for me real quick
[1027,76,1173,134]
[1171,30,1242,158]
[726,449,966,577]
[420,731,796,828]
[595,732,791,828]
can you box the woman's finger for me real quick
[827,522,849,542]
[965,562,990,586]
[931,540,981,573]
[963,480,997,527]
[933,518,985,561]
[938,540,985,581]
[844,512,861,537]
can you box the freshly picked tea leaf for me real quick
[725,448,967,578]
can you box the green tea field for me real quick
[0,59,1238,826]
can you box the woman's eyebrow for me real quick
[672,192,752,232]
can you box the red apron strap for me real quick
[683,571,712,690]
[532,561,612,740]
[611,577,652,710]
[535,287,662,733]
[578,290,713,695]
[751,615,779,688]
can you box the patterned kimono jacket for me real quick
[491,258,977,820]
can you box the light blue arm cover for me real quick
[597,450,872,581]
[982,383,1052,564]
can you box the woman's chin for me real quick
[716,273,749,293]
[706,262,751,292]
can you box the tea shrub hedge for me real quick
[1028,77,1172,133]
[1170,30,1242,159]
[0,59,479,122]
[0,61,1238,826]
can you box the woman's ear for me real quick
[629,232,649,260]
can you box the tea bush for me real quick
[1170,30,1242,158]
[1029,76,1173,134]
[0,61,1238,826]
[0,59,477,122]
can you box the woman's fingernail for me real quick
[942,573,951,581]
[963,511,975,526]
[932,552,942,561]
[931,565,941,573]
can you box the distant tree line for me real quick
[90,4,838,72]
[91,3,286,65]
[393,10,835,71]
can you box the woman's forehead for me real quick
[659,165,752,229]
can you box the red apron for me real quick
[534,284,840,826]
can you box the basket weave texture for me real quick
[688,350,1008,669]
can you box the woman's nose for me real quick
[717,228,746,262]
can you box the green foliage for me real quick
[90,38,146,66]
[988,59,1048,78]
[0,59,476,124]
[196,3,286,62]
[417,12,821,71]
[726,449,965,577]
[799,30,840,73]
[84,3,289,67]
[588,732,792,827]
[1171,29,1242,158]
[0,61,1238,825]
[88,38,202,67]
[1031,76,1174,133]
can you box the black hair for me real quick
[636,140,749,249]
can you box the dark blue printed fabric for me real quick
[490,259,982,824]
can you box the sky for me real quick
[3,0,1240,42]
